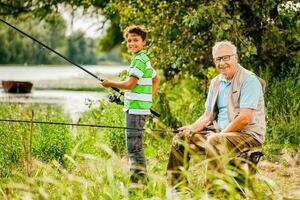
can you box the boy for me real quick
[100,25,160,183]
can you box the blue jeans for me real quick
[125,111,147,174]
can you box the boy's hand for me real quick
[100,80,111,87]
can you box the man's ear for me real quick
[235,54,239,61]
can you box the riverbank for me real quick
[0,89,106,121]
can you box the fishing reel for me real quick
[108,94,123,105]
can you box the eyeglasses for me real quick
[213,54,235,63]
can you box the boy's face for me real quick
[126,33,145,54]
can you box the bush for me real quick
[0,103,74,177]
[0,103,30,177]
[154,72,207,128]
[77,100,125,155]
[32,120,74,164]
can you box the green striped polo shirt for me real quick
[124,50,157,115]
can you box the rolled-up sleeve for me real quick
[240,75,263,109]
[128,59,145,79]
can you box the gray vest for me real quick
[208,65,266,144]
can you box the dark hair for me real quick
[123,25,147,41]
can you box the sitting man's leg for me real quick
[205,132,262,172]
[166,132,209,186]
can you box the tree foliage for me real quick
[67,32,97,64]
[0,10,106,65]
[0,0,123,64]
[0,12,68,64]
[1,0,299,77]
[107,0,299,78]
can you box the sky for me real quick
[59,5,108,38]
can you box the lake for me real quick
[0,65,127,120]
[0,65,127,81]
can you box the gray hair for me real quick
[212,40,237,57]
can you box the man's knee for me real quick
[205,134,228,156]
[206,134,223,146]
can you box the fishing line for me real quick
[0,118,178,133]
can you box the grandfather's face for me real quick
[213,45,238,80]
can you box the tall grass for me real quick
[0,66,299,199]
[1,144,279,199]
[75,100,126,156]
[264,67,300,155]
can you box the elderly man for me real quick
[167,40,266,185]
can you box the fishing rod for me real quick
[0,118,178,133]
[0,18,160,117]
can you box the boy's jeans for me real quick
[125,111,147,175]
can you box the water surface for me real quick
[0,65,127,81]
[0,65,126,120]
[0,89,106,121]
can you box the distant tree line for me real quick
[0,12,123,65]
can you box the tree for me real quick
[106,0,299,79]
[0,0,123,59]
[0,12,67,64]
[1,0,299,77]
[66,32,97,65]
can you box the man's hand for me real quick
[177,111,211,138]
[177,125,194,139]
[100,80,111,88]
[177,119,211,139]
